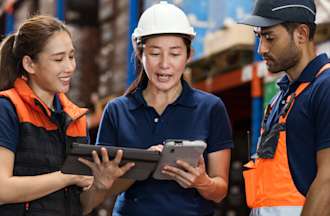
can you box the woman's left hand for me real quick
[78,147,135,191]
[162,156,210,189]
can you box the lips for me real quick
[59,76,71,85]
[156,73,172,82]
[265,59,271,65]
[263,56,273,66]
[59,77,71,82]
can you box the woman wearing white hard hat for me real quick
[96,2,233,215]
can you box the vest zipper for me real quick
[24,202,29,216]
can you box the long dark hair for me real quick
[0,15,71,91]
[124,34,192,95]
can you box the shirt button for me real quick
[281,100,285,105]
[154,118,159,123]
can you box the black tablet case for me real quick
[61,143,160,180]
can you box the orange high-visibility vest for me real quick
[244,63,330,215]
[0,78,88,215]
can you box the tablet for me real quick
[152,140,207,180]
[61,143,160,180]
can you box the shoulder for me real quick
[0,97,19,152]
[103,95,134,112]
[310,68,330,98]
[0,88,20,103]
[191,88,225,108]
[0,97,16,114]
[105,95,132,106]
[315,66,330,83]
[0,97,19,123]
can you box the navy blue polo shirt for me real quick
[265,53,330,195]
[0,94,75,152]
[96,80,233,216]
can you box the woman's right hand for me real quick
[78,147,135,191]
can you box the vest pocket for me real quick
[243,161,257,207]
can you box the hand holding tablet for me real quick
[61,143,160,180]
[152,140,207,180]
[61,140,206,181]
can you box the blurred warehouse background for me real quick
[1,0,330,215]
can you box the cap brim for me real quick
[238,15,283,27]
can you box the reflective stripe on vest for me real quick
[244,63,330,213]
[250,206,303,216]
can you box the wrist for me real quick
[195,174,213,190]
[195,175,216,197]
[59,171,77,187]
[93,179,115,191]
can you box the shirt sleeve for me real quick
[95,101,117,146]
[207,98,234,153]
[0,98,19,152]
[312,73,330,151]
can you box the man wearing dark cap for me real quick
[239,0,330,215]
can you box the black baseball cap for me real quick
[239,0,316,27]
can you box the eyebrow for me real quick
[146,45,183,50]
[50,49,75,57]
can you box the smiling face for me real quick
[141,35,191,93]
[255,24,301,73]
[25,31,76,98]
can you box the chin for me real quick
[156,87,170,92]
[59,86,70,93]
[267,66,283,74]
[158,83,176,91]
[268,70,283,74]
[151,81,169,90]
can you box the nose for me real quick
[64,58,76,73]
[257,37,269,56]
[160,53,170,69]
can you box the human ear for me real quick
[22,55,36,75]
[295,24,309,43]
[187,48,194,63]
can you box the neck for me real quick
[143,82,182,115]
[38,92,55,110]
[287,42,316,81]
[28,80,55,110]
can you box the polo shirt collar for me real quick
[128,79,197,110]
[173,80,197,107]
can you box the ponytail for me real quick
[0,34,21,91]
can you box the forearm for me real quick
[0,171,71,204]
[301,178,330,216]
[196,175,228,203]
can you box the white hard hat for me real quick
[132,1,196,41]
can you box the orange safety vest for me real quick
[0,78,88,136]
[0,78,88,216]
[243,63,330,215]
